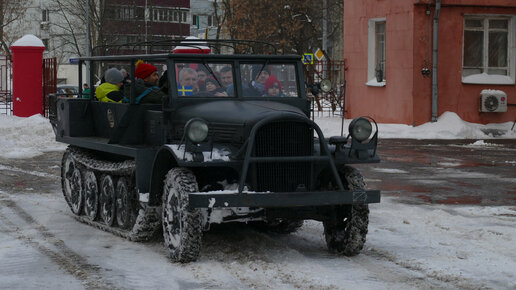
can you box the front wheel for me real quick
[322,166,369,256]
[162,168,202,263]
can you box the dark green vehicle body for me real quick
[50,51,380,261]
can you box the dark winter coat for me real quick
[124,79,165,104]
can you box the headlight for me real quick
[349,117,373,142]
[185,118,209,143]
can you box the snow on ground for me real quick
[1,192,515,289]
[0,112,515,288]
[0,114,66,159]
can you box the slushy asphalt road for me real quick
[1,139,515,205]
[358,139,516,206]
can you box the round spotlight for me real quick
[185,118,209,143]
[349,117,373,142]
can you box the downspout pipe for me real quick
[431,0,441,122]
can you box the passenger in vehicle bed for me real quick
[124,60,165,104]
[96,68,125,102]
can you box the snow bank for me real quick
[0,114,66,159]
[315,111,516,139]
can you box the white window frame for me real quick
[462,15,516,85]
[367,18,386,87]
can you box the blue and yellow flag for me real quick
[178,86,193,96]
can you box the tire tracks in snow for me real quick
[190,225,340,289]
[362,247,486,289]
[0,198,116,290]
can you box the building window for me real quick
[192,14,198,25]
[113,6,135,20]
[42,9,49,22]
[207,15,217,27]
[367,18,386,86]
[463,16,514,84]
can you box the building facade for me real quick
[103,0,190,54]
[190,0,219,39]
[344,0,516,125]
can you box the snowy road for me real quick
[1,149,515,289]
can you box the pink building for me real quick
[344,0,516,125]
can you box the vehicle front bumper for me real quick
[188,190,380,209]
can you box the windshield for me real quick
[175,62,234,97]
[240,63,299,97]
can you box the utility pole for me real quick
[322,0,327,53]
[85,0,91,85]
[145,0,149,53]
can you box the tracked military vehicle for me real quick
[49,40,380,262]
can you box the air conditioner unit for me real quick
[479,90,507,113]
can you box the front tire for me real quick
[162,168,202,263]
[323,166,369,256]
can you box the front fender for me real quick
[148,146,180,206]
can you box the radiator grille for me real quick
[254,121,313,192]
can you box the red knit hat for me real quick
[264,75,282,91]
[135,60,157,79]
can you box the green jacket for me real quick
[96,83,123,102]
[82,88,91,99]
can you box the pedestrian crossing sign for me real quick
[302,53,314,65]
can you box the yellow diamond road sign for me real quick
[315,48,324,61]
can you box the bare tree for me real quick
[219,0,342,58]
[0,0,30,56]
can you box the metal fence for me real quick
[43,57,57,117]
[304,60,346,117]
[0,55,12,115]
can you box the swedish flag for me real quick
[178,86,193,96]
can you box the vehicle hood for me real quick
[175,100,307,124]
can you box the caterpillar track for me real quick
[62,146,161,241]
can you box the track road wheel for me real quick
[83,170,99,220]
[62,148,82,215]
[100,175,116,226]
[162,168,202,263]
[115,177,137,230]
[323,166,369,256]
